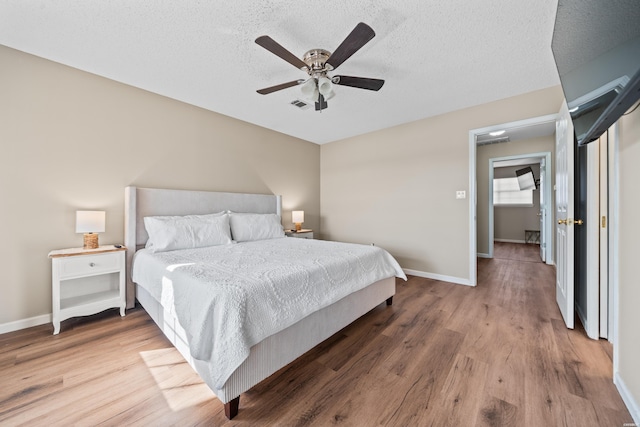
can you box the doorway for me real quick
[469,113,559,282]
[488,152,552,264]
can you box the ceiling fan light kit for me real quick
[317,76,334,98]
[255,22,385,111]
[300,78,318,101]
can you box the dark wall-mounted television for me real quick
[551,0,640,145]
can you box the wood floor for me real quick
[0,242,632,426]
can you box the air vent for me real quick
[290,99,310,110]
[477,136,510,146]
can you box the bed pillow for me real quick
[144,212,232,253]
[229,213,285,242]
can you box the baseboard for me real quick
[494,238,527,244]
[0,269,471,334]
[0,313,51,335]
[477,253,490,258]
[403,269,473,287]
[614,371,640,425]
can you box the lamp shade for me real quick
[76,211,106,233]
[317,76,334,97]
[292,210,304,224]
[300,78,319,102]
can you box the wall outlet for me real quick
[456,190,466,199]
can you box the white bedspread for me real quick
[132,237,406,388]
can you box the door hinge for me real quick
[602,215,607,228]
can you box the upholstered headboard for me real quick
[124,186,282,308]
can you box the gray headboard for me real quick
[124,186,282,308]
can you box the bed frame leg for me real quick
[224,397,240,419]
[386,296,393,306]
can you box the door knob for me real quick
[558,219,567,225]
[575,219,584,225]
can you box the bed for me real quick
[124,186,406,419]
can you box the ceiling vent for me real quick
[477,136,510,146]
[290,99,310,110]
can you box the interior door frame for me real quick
[608,124,620,364]
[469,113,559,285]
[577,140,601,340]
[488,152,552,262]
[599,133,609,339]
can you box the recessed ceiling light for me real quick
[489,130,506,136]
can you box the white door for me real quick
[556,101,575,329]
[539,158,546,262]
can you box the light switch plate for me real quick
[456,190,466,199]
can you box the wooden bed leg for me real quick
[386,296,393,306]
[224,397,240,419]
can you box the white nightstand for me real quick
[285,229,314,239]
[48,245,126,335]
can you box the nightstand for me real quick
[285,229,314,239]
[48,245,126,335]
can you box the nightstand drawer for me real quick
[58,252,121,278]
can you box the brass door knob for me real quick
[558,219,567,225]
[575,219,584,225]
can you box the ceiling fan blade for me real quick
[326,22,376,70]
[255,36,308,70]
[257,80,304,95]
[315,93,328,111]
[333,75,385,91]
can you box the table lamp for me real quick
[292,210,304,231]
[76,210,105,249]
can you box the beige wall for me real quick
[618,106,640,417]
[0,45,320,326]
[477,136,555,255]
[320,86,563,281]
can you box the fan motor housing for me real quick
[303,49,332,73]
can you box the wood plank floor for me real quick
[0,242,632,426]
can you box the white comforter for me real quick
[132,237,406,388]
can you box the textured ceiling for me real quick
[552,0,640,74]
[0,1,561,144]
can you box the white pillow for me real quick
[229,213,285,242]
[144,212,232,253]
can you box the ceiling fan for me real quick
[255,22,385,111]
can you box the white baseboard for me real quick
[0,269,471,335]
[477,253,490,258]
[0,313,51,335]
[614,371,640,425]
[403,269,473,287]
[494,238,527,244]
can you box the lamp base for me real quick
[294,223,302,231]
[83,233,99,249]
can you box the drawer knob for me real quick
[89,262,96,267]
